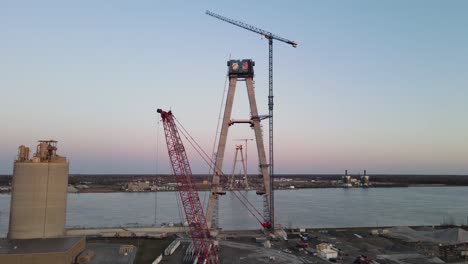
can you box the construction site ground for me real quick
[86,237,171,264]
[87,226,467,264]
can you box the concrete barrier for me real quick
[164,240,181,256]
[152,254,163,264]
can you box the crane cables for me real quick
[204,54,231,211]
[209,53,231,175]
[173,116,270,228]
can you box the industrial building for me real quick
[124,181,151,192]
[361,170,370,187]
[342,170,352,187]
[342,170,371,187]
[0,140,85,264]
[0,237,86,264]
[9,140,69,239]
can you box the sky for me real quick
[1,1,467,175]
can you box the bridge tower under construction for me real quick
[206,59,271,230]
[228,145,249,190]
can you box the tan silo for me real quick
[8,140,69,239]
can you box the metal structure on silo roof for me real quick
[8,140,69,239]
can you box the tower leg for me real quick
[206,78,237,229]
[206,72,271,231]
[229,147,239,190]
[239,147,249,189]
[245,78,271,222]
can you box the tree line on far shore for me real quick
[0,174,467,186]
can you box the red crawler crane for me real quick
[157,109,218,264]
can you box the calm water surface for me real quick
[1,187,467,237]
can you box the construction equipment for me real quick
[157,109,218,264]
[206,10,297,230]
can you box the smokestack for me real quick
[364,170,367,175]
[345,170,347,175]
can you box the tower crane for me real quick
[206,10,297,230]
[157,109,218,264]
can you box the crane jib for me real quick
[205,10,297,47]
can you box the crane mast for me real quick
[157,109,218,264]
[206,10,297,231]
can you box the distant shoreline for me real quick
[1,174,467,194]
[2,183,468,195]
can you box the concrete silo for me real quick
[8,140,69,239]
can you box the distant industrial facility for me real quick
[342,170,371,187]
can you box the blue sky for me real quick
[1,1,467,175]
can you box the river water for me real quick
[1,187,467,237]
